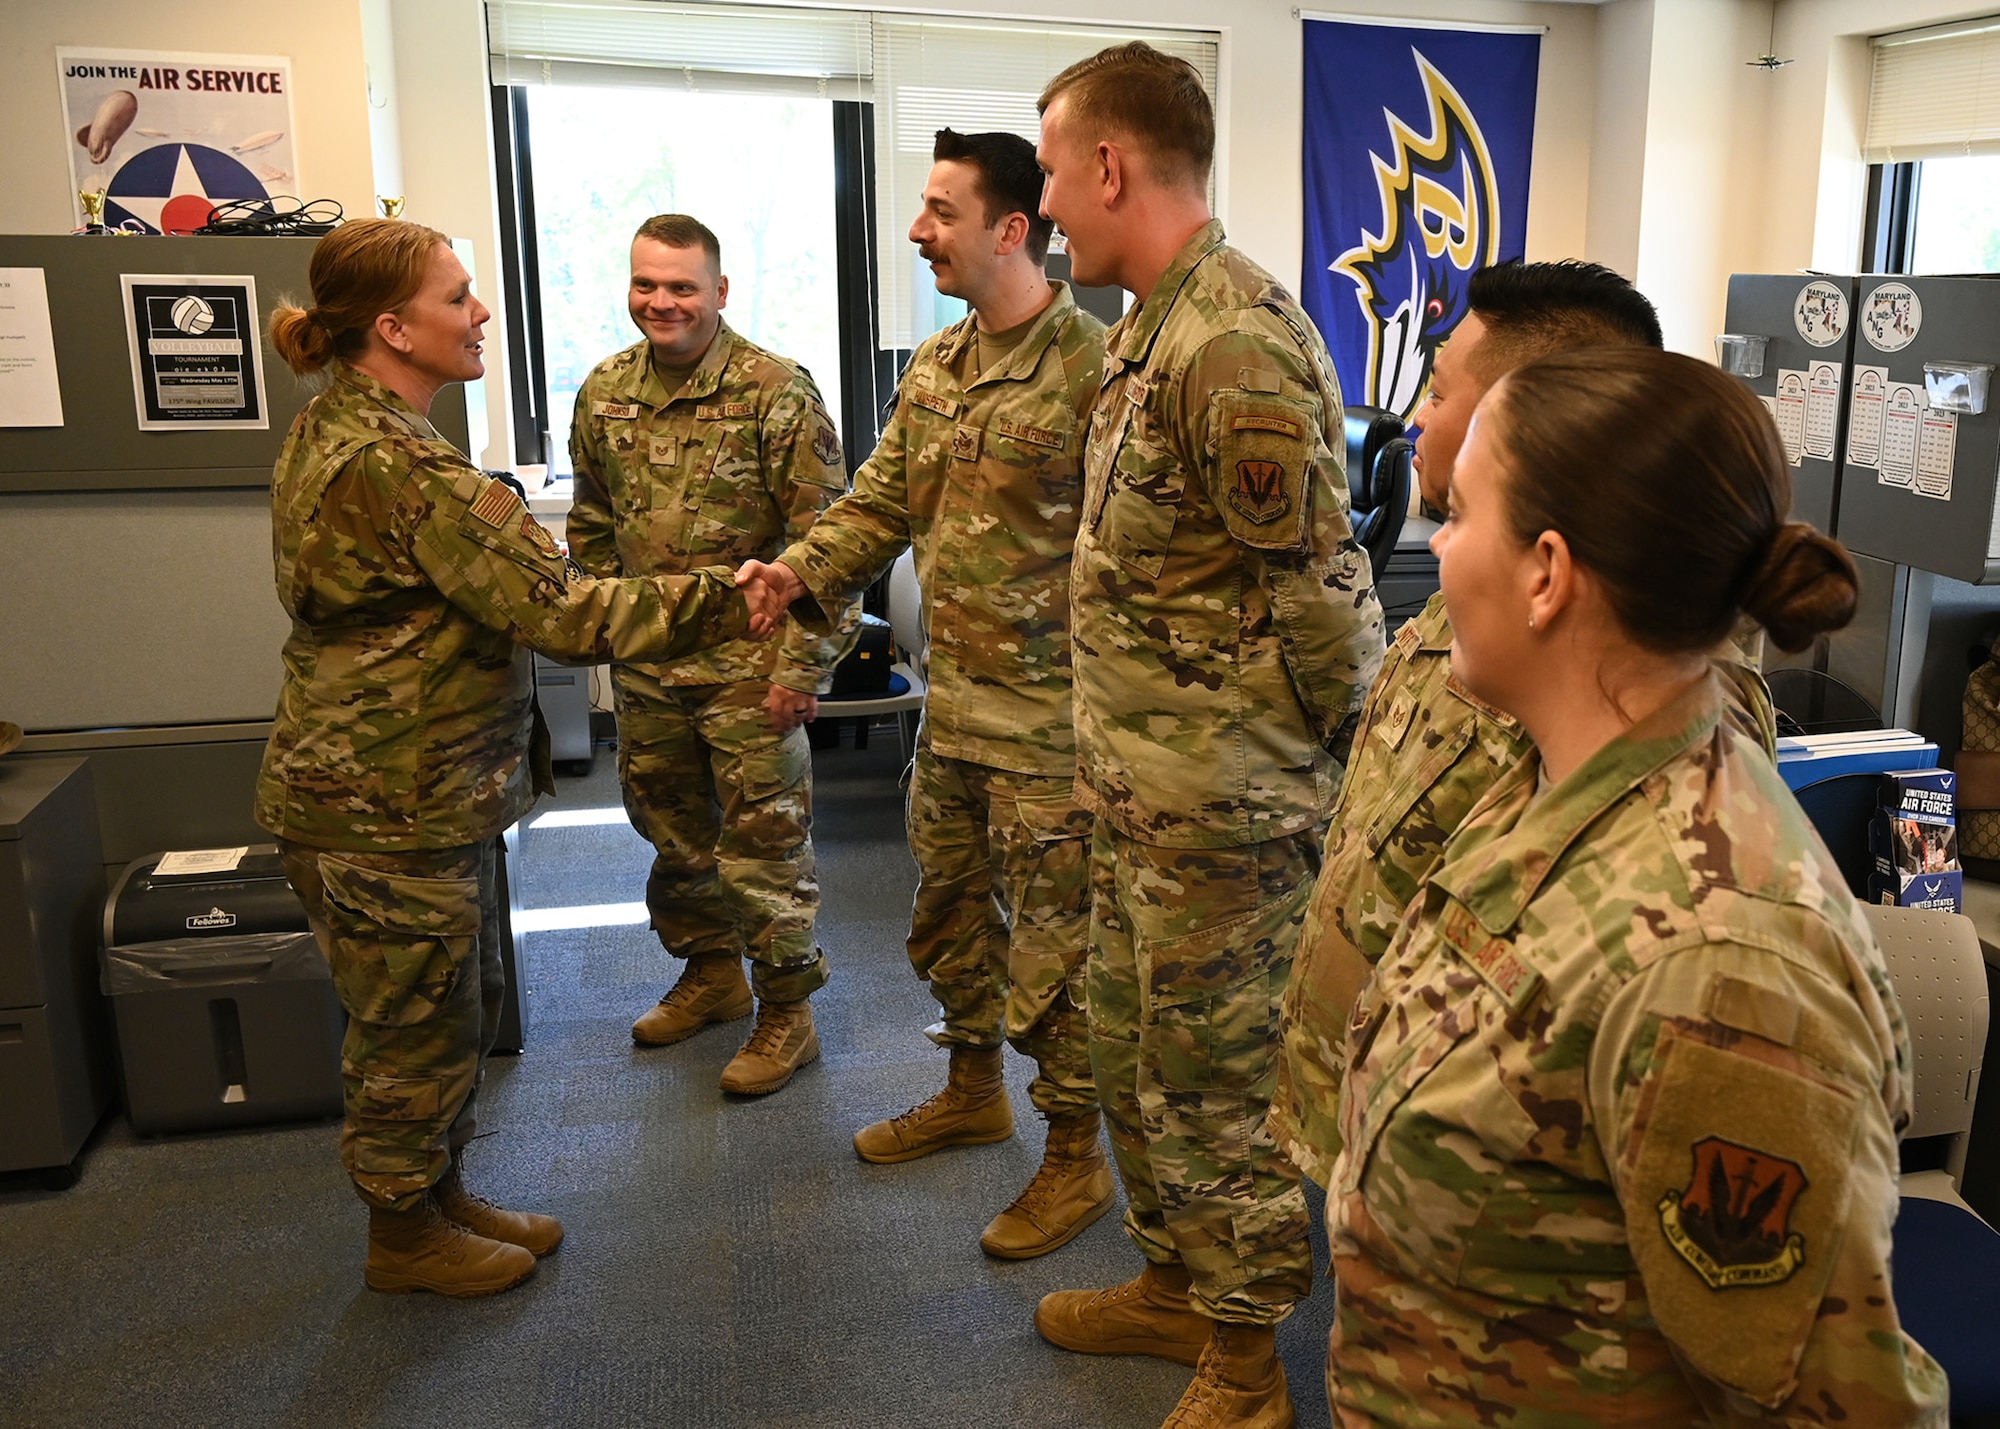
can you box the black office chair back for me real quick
[1342,405,1412,585]
[1344,406,1401,501]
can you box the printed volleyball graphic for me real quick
[170,294,216,335]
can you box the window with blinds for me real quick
[1866,17,2000,164]
[486,0,1219,346]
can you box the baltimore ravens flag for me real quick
[1301,19,1540,426]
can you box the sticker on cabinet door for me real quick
[1860,282,1921,353]
[1794,280,1848,348]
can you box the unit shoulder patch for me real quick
[1210,388,1314,551]
[813,423,841,466]
[1657,1136,1809,1289]
[520,512,562,560]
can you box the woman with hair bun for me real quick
[1324,348,1946,1424]
[258,218,785,1299]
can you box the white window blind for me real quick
[486,1,1218,345]
[1866,17,2000,163]
[487,1,873,100]
[871,15,1217,346]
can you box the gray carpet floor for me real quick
[0,729,1335,1428]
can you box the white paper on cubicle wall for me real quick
[1773,368,1806,467]
[119,273,269,431]
[0,268,63,428]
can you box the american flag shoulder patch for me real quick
[469,478,521,529]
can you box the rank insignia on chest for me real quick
[520,512,561,560]
[1657,1137,1809,1289]
[593,401,638,419]
[1228,460,1291,524]
[469,478,521,529]
[649,435,679,466]
[952,424,980,462]
[813,424,840,466]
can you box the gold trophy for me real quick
[78,189,106,234]
[377,195,406,219]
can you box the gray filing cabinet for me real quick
[0,757,114,1184]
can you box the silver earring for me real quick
[1527,615,1536,630]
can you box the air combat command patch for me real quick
[1657,1136,1809,1289]
[1232,459,1290,524]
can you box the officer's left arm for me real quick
[1589,942,1947,1425]
[1182,331,1385,743]
[763,376,863,696]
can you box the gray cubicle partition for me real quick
[1721,274,1860,537]
[0,234,467,863]
[1832,276,2000,587]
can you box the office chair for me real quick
[1863,903,2000,1417]
[1342,404,1413,588]
[815,548,926,761]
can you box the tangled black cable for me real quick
[192,196,345,236]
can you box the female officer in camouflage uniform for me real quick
[262,219,776,1298]
[1326,348,1946,1423]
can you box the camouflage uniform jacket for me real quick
[1072,220,1384,847]
[1327,671,1944,1425]
[256,364,746,853]
[780,283,1105,778]
[568,321,857,693]
[1273,592,1780,1183]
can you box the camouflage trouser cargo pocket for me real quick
[731,733,809,805]
[318,856,481,1029]
[1144,901,1293,1094]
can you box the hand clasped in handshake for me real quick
[736,558,808,639]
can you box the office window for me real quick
[523,85,842,476]
[1910,154,2000,273]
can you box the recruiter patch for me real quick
[1658,1137,1809,1289]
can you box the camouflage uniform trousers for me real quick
[614,668,828,1003]
[278,838,503,1212]
[1087,822,1319,1326]
[905,743,1096,1115]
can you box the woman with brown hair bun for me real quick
[259,218,785,1298]
[1324,347,1947,1424]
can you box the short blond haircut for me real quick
[1038,42,1213,191]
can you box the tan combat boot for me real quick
[1161,1324,1296,1429]
[632,953,753,1046]
[979,1107,1116,1259]
[1034,1260,1212,1366]
[434,1157,564,1257]
[364,1194,537,1297]
[852,1045,1013,1164]
[719,999,820,1095]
